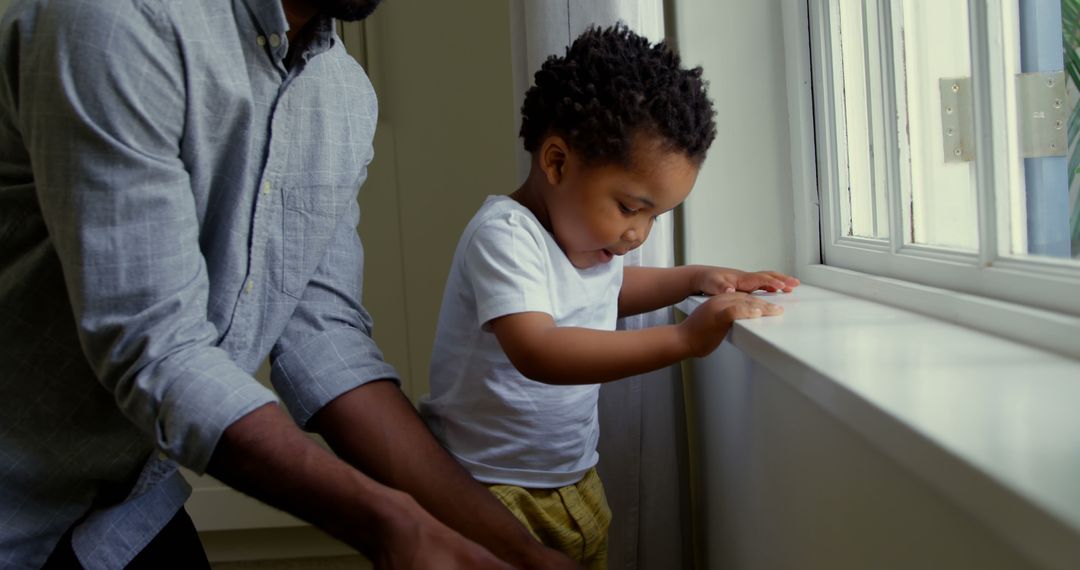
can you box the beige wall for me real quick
[357,3,520,401]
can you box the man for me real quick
[0,0,578,567]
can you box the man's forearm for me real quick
[309,380,577,570]
[205,403,402,558]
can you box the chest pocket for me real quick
[282,185,340,298]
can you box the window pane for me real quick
[895,0,980,251]
[834,0,889,240]
[1003,0,1080,262]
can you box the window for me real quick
[802,0,1080,322]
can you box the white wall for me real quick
[688,343,1040,570]
[672,2,1055,568]
[667,4,801,566]
[670,0,796,274]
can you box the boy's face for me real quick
[544,136,699,269]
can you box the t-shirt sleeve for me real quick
[463,212,554,328]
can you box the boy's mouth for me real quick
[598,249,615,263]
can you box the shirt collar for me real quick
[242,0,289,47]
[294,13,336,62]
[241,0,336,64]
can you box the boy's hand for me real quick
[693,267,800,295]
[678,292,783,357]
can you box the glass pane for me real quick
[834,0,890,240]
[1004,0,1080,262]
[895,0,980,251]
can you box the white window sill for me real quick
[679,284,1080,569]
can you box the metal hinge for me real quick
[939,77,975,163]
[939,71,1067,163]
[1016,71,1066,159]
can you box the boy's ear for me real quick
[539,136,569,185]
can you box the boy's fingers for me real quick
[701,277,738,295]
[761,302,783,316]
[765,272,800,291]
[737,274,773,292]
[732,307,759,320]
[746,299,782,316]
[751,272,791,292]
[734,302,763,319]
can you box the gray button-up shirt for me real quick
[0,1,397,567]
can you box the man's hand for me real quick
[206,404,518,569]
[678,292,783,357]
[693,267,800,295]
[374,490,514,570]
[311,381,582,570]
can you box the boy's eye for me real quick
[618,203,636,215]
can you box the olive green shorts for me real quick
[486,467,612,570]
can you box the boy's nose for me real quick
[621,222,651,247]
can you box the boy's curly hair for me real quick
[520,23,717,166]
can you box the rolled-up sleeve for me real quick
[270,193,400,428]
[24,1,277,473]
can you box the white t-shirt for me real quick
[420,195,624,488]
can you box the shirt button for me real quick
[269,33,281,48]
[256,35,267,47]
[245,280,255,294]
[262,181,271,195]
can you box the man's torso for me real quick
[0,1,374,566]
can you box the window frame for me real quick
[782,0,1080,360]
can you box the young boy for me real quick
[420,24,799,568]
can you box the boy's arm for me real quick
[618,266,699,317]
[490,293,782,385]
[619,265,801,318]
